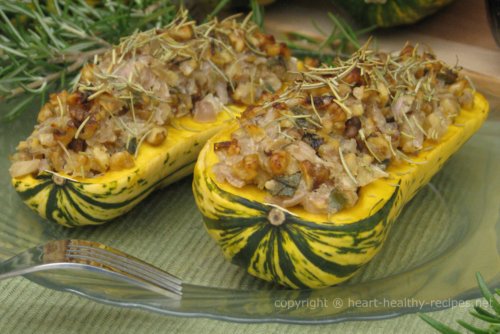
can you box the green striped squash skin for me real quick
[12,110,239,227]
[335,0,455,27]
[13,162,194,228]
[194,174,401,289]
[193,94,489,289]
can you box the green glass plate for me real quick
[0,94,499,324]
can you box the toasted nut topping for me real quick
[269,150,290,175]
[146,127,167,146]
[109,151,134,171]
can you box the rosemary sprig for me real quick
[205,0,232,22]
[419,273,500,333]
[285,12,375,62]
[250,0,264,30]
[0,0,179,121]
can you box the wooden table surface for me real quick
[266,0,500,98]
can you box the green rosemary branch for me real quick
[250,0,264,29]
[0,0,179,121]
[285,12,375,62]
[205,0,232,22]
[419,273,500,334]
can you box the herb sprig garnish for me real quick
[283,12,375,62]
[420,273,500,334]
[250,0,265,29]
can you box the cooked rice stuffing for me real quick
[212,44,475,215]
[10,11,295,178]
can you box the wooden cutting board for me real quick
[265,0,500,99]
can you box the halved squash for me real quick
[193,93,489,288]
[13,107,242,227]
[10,10,294,227]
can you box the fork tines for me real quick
[64,240,182,296]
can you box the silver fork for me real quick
[0,240,182,300]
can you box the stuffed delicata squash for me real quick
[193,44,489,288]
[10,10,295,227]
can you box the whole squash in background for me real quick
[333,0,455,27]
